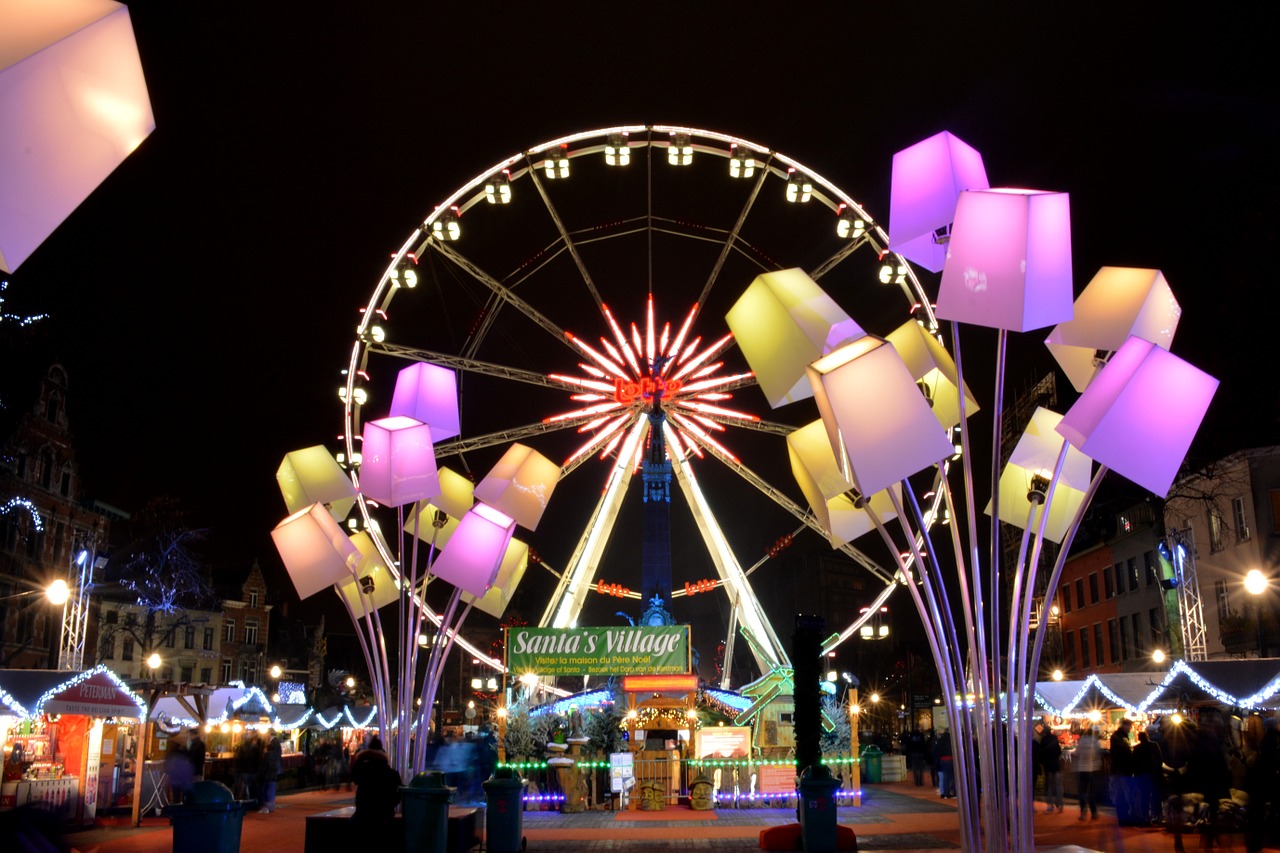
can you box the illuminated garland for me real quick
[345,706,378,728]
[702,689,752,715]
[32,665,148,721]
[0,685,31,718]
[688,757,861,769]
[0,497,43,532]
[523,793,566,803]
[500,760,611,771]
[531,689,613,717]
[315,710,342,730]
[1034,660,1280,718]
[274,708,314,729]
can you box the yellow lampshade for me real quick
[276,445,357,522]
[986,407,1092,543]
[1045,267,1181,392]
[806,336,953,498]
[336,531,401,614]
[788,420,901,547]
[725,268,866,408]
[884,320,979,429]
[473,444,560,531]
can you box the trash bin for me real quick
[482,767,525,853]
[798,764,840,852]
[861,745,883,784]
[164,780,249,853]
[401,770,454,853]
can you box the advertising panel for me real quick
[505,625,690,676]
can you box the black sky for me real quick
[6,4,1279,655]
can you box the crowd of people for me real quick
[231,730,284,813]
[161,728,206,804]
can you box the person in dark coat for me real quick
[258,735,283,814]
[934,729,955,798]
[1039,728,1064,813]
[1109,718,1136,825]
[350,736,402,844]
[1132,730,1164,825]
[187,729,207,783]
[905,730,926,786]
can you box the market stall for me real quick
[0,666,147,824]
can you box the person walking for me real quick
[234,731,262,802]
[258,734,283,814]
[187,729,206,784]
[1132,729,1164,825]
[906,730,926,786]
[934,729,955,799]
[1109,718,1136,825]
[1039,727,1064,814]
[350,736,401,846]
[1074,725,1101,821]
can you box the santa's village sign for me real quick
[505,625,690,676]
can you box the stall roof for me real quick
[1035,660,1280,716]
[0,666,147,720]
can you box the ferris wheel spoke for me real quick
[809,233,875,283]
[367,342,573,390]
[431,415,606,459]
[696,156,772,315]
[429,240,573,351]
[524,157,606,312]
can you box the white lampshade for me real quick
[1056,336,1218,497]
[389,361,461,442]
[0,1,155,272]
[884,320,979,429]
[806,336,953,498]
[271,504,361,601]
[1045,267,1181,392]
[428,503,516,597]
[725,268,866,408]
[986,408,1093,543]
[462,538,529,618]
[276,445,357,522]
[788,419,901,547]
[936,189,1074,333]
[473,444,560,531]
[337,531,401,614]
[360,415,440,507]
[888,131,989,272]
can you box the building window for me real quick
[221,659,233,684]
[224,620,235,643]
[1270,490,1280,534]
[1089,573,1100,605]
[249,589,259,607]
[1093,624,1105,667]
[1117,563,1128,595]
[53,522,65,563]
[200,667,212,683]
[184,626,195,649]
[1105,567,1115,598]
[1119,513,1132,534]
[180,665,194,682]
[242,662,258,685]
[122,637,134,661]
[1065,631,1077,671]
[1145,551,1157,586]
[1080,629,1090,668]
[244,619,259,645]
[1076,579,1086,611]
[99,635,114,660]
[1215,579,1231,623]
[1108,619,1120,664]
[1128,558,1139,592]
[204,628,214,651]
[1233,497,1250,542]
[1209,506,1225,552]
[1062,585,1072,614]
[1132,613,1145,654]
[1149,608,1162,649]
[1120,618,1131,661]
[104,610,118,625]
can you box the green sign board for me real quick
[505,625,691,676]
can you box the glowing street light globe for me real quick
[1246,569,1269,596]
[45,579,70,606]
[146,653,162,670]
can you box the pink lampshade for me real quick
[1056,336,1218,497]
[888,131,989,273]
[0,1,154,272]
[428,503,516,597]
[463,538,529,618]
[271,503,362,601]
[390,362,461,442]
[360,415,440,507]
[936,189,1074,332]
[805,336,954,498]
[1045,267,1181,392]
[276,445,357,522]
[473,443,560,530]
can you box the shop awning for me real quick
[0,666,147,719]
[1035,660,1280,716]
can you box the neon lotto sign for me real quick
[613,375,683,404]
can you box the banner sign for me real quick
[505,625,690,676]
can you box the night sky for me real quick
[5,4,1279,672]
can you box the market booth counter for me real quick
[0,666,147,825]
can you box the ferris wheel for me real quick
[339,126,941,687]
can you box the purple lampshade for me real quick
[473,443,560,531]
[936,189,1074,332]
[271,503,362,600]
[888,131,989,273]
[390,362,461,442]
[1056,336,1218,497]
[463,538,529,618]
[1,2,154,272]
[805,336,954,498]
[360,415,440,507]
[428,502,516,597]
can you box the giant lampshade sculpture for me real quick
[719,132,1218,853]
[725,268,866,408]
[888,130,989,273]
[0,0,154,272]
[272,359,538,777]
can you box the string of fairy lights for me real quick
[1034,660,1280,718]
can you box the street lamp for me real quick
[1245,569,1269,656]
[1152,649,1166,665]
